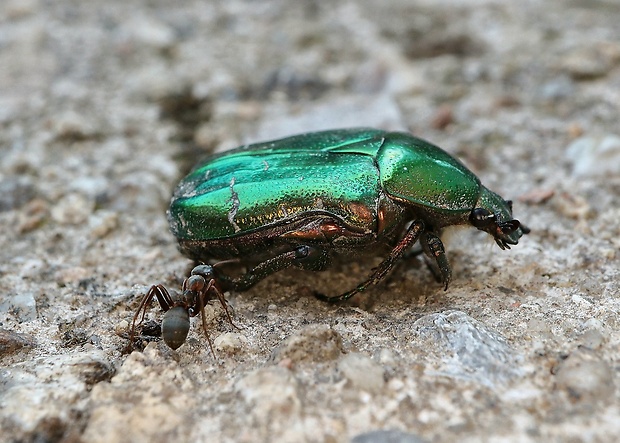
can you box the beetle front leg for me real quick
[317,220,425,302]
[421,232,451,290]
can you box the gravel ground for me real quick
[1,1,619,442]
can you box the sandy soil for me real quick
[1,1,619,442]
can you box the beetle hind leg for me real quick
[316,220,425,302]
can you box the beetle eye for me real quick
[469,208,495,229]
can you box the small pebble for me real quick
[123,16,176,49]
[19,258,46,279]
[338,353,385,394]
[579,328,605,350]
[518,189,555,205]
[256,95,405,141]
[554,192,593,220]
[213,332,247,353]
[5,0,38,19]
[55,266,89,285]
[108,172,168,212]
[50,111,98,140]
[89,211,119,239]
[430,104,453,130]
[561,47,613,80]
[236,368,298,402]
[50,193,94,225]
[270,324,344,363]
[115,320,129,335]
[70,176,109,200]
[554,348,614,406]
[566,135,620,177]
[0,328,36,354]
[18,198,49,233]
[538,75,575,101]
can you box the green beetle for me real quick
[131,128,529,350]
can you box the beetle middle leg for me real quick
[228,245,330,291]
[420,232,452,290]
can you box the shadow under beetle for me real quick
[130,128,529,351]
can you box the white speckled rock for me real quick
[1,350,114,442]
[234,367,304,442]
[82,345,194,443]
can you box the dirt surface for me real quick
[1,1,619,442]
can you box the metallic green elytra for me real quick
[132,128,529,350]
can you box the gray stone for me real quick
[566,135,620,177]
[255,94,406,141]
[0,292,37,322]
[412,310,523,386]
[0,176,36,211]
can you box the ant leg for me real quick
[189,265,238,329]
[128,284,173,351]
[194,282,215,357]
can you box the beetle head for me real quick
[470,187,529,249]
